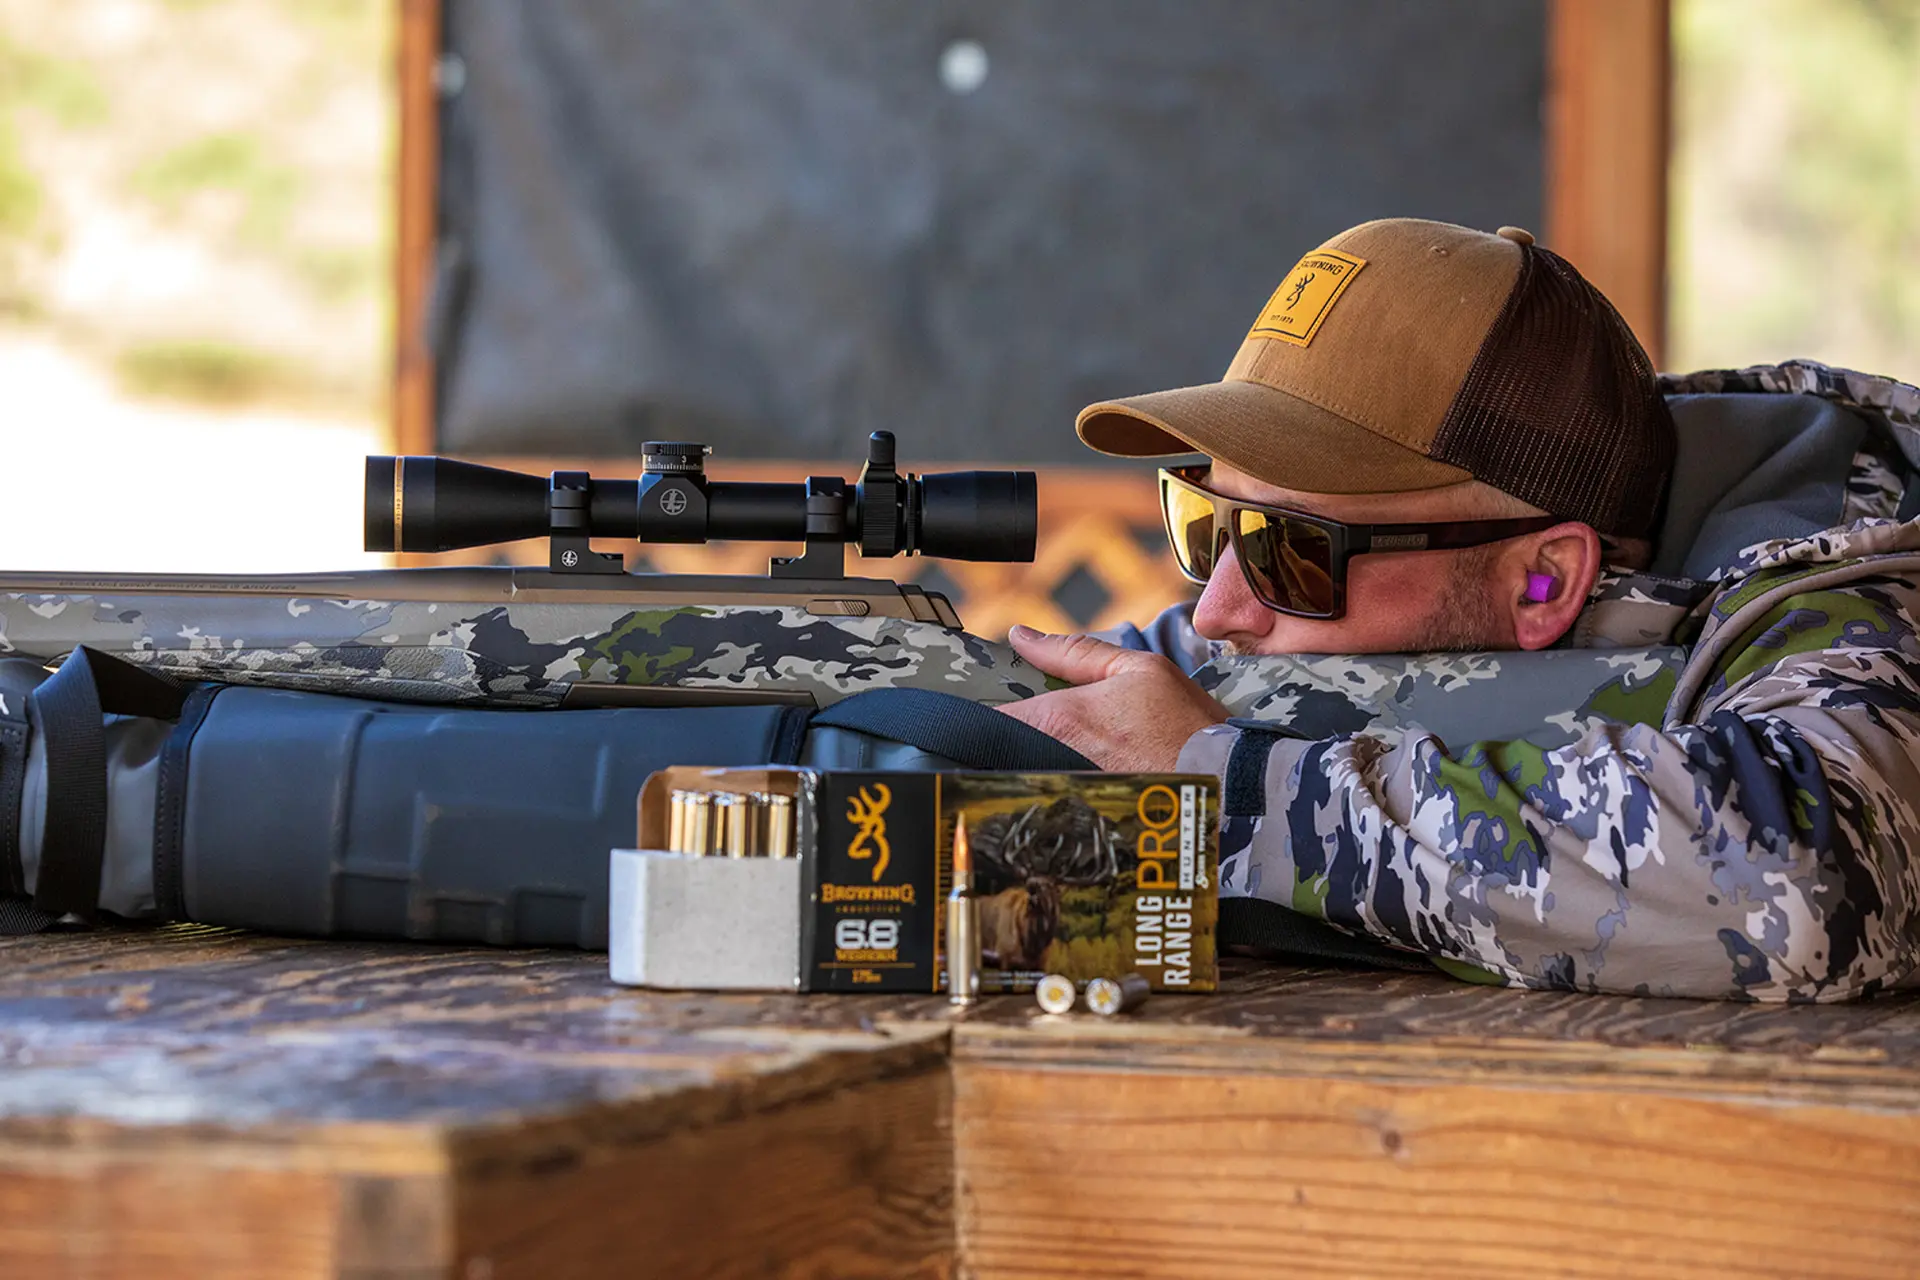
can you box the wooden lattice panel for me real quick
[402,461,1194,638]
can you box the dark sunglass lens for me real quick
[1234,510,1336,615]
[1161,479,1218,580]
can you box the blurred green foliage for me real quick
[0,33,107,310]
[0,0,390,410]
[1672,0,1920,377]
[0,33,109,128]
[132,132,302,247]
[0,117,36,247]
[114,339,305,405]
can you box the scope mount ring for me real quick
[549,470,625,575]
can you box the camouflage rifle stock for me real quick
[0,433,1058,710]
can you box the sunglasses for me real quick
[1158,464,1562,620]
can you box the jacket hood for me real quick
[1575,362,1920,650]
[1655,361,1920,578]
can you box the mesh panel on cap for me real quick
[1427,246,1675,539]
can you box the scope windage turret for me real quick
[364,433,1037,569]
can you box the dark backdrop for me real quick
[433,0,1546,465]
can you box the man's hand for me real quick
[998,625,1229,771]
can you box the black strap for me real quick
[1222,719,1308,817]
[1224,731,1281,817]
[0,718,24,898]
[151,683,223,921]
[1219,898,1432,971]
[28,648,186,921]
[769,703,812,766]
[0,895,56,935]
[810,689,1096,771]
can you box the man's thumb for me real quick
[1007,625,1134,684]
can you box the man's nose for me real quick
[1191,543,1273,642]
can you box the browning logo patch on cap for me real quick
[1246,249,1366,347]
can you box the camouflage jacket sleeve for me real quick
[1095,602,1215,674]
[1180,574,1920,1000]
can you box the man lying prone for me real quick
[1002,218,1920,1001]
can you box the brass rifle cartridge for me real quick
[755,792,794,859]
[669,789,713,856]
[1084,973,1151,1017]
[713,792,752,857]
[946,813,980,1007]
[1034,973,1077,1015]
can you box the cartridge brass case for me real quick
[1034,973,1077,1015]
[1084,973,1150,1017]
[713,792,751,858]
[947,814,980,1006]
[670,789,713,856]
[755,792,794,859]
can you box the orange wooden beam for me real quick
[392,0,441,456]
[1546,0,1673,366]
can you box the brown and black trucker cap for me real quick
[1075,218,1676,539]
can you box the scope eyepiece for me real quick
[365,434,1038,575]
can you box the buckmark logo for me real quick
[1283,271,1314,309]
[846,784,892,880]
[1247,249,1366,348]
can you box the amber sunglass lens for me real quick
[1161,479,1218,581]
[1234,510,1336,615]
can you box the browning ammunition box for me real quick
[616,767,1217,994]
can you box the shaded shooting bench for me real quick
[2,927,1916,1278]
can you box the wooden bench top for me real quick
[4,927,1918,1278]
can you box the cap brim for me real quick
[1075,379,1471,495]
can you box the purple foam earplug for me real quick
[1525,572,1560,604]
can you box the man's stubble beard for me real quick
[1405,544,1509,653]
[1220,545,1509,657]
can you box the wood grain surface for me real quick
[954,1065,1920,1280]
[951,965,1920,1280]
[4,930,1919,1278]
[0,927,954,1278]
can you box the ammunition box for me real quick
[614,767,1218,994]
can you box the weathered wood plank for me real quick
[950,964,1920,1280]
[453,1067,952,1280]
[0,928,955,1276]
[0,928,951,1128]
[954,1063,1920,1280]
[7,932,1920,1278]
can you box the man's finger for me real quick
[1007,625,1138,684]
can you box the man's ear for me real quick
[1508,522,1603,651]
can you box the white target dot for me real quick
[940,40,989,95]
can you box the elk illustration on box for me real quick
[971,797,1122,972]
[941,775,1219,991]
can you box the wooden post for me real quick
[392,0,442,456]
[1546,0,1672,366]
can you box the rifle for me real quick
[0,433,1050,710]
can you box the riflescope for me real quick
[364,431,1037,577]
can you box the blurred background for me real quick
[0,0,1914,633]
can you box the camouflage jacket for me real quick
[1174,362,1920,1001]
